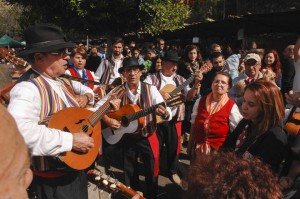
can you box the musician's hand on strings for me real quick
[131,191,143,199]
[109,99,121,112]
[159,90,171,100]
[286,91,300,108]
[156,105,169,119]
[102,115,121,130]
[72,132,94,153]
[194,71,203,84]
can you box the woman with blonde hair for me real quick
[222,80,287,173]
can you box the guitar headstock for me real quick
[87,169,145,199]
[110,85,125,99]
[165,93,185,107]
[192,62,213,75]
[0,47,28,68]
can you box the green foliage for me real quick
[139,0,191,35]
[187,0,223,23]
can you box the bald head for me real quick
[0,105,32,199]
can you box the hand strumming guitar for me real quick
[102,99,122,130]
[72,132,94,153]
[159,90,171,101]
[156,105,170,120]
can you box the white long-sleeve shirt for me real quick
[93,82,172,121]
[144,72,191,117]
[8,75,94,156]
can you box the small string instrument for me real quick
[103,94,185,144]
[286,106,300,135]
[48,85,125,170]
[0,47,29,68]
[87,169,145,199]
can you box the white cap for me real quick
[244,53,261,63]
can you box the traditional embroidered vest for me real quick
[121,82,156,137]
[68,67,95,89]
[100,57,123,85]
[29,76,79,173]
[193,95,235,150]
[148,72,185,121]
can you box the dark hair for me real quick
[209,52,224,62]
[148,56,162,74]
[183,152,282,199]
[111,37,124,46]
[183,45,199,61]
[213,71,232,89]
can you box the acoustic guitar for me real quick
[156,63,213,123]
[48,85,125,170]
[102,94,185,144]
[87,169,145,199]
[0,47,29,68]
[286,106,300,135]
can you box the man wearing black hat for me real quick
[97,57,172,199]
[144,50,202,186]
[7,24,96,199]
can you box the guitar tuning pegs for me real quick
[102,179,109,186]
[95,176,101,181]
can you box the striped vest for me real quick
[29,76,79,172]
[148,72,185,121]
[121,83,156,137]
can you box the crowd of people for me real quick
[1,22,300,199]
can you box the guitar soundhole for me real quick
[121,116,130,127]
[82,125,89,132]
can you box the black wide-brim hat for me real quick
[17,23,75,57]
[118,57,145,73]
[162,50,179,63]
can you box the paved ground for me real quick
[89,142,191,199]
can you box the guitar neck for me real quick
[169,74,195,96]
[88,86,125,126]
[61,74,103,86]
[127,101,165,122]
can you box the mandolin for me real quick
[48,85,125,170]
[102,94,185,144]
[0,47,29,68]
[87,169,145,199]
[156,62,212,123]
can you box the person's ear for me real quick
[33,53,45,62]
[24,168,33,188]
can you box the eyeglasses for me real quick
[213,80,228,86]
[160,43,165,46]
[49,48,69,57]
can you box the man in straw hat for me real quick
[0,105,33,199]
[8,23,96,199]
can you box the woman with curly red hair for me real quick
[184,152,283,199]
[262,49,282,88]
